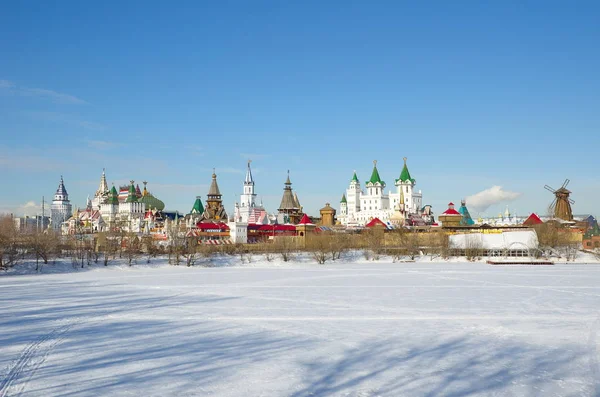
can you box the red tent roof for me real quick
[523,213,543,225]
[365,217,387,228]
[298,214,313,225]
[441,208,461,215]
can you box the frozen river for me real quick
[1,261,599,396]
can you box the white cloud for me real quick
[0,79,87,104]
[25,111,105,131]
[465,186,522,213]
[0,201,44,216]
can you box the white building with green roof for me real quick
[339,158,423,226]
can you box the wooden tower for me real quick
[544,179,575,221]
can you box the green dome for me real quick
[140,193,165,211]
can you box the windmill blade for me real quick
[544,185,556,193]
[562,179,570,188]
[548,197,557,213]
[569,199,575,204]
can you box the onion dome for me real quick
[138,182,165,210]
[139,193,165,211]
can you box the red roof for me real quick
[448,202,455,206]
[196,222,230,231]
[365,217,387,228]
[523,213,543,225]
[441,208,461,215]
[298,214,313,225]
[250,224,296,232]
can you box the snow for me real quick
[449,230,539,250]
[2,256,600,396]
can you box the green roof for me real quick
[396,157,416,184]
[351,171,359,183]
[140,193,165,211]
[367,162,384,186]
[125,182,138,203]
[340,194,347,203]
[107,186,119,205]
[190,197,205,214]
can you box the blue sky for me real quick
[1,1,599,219]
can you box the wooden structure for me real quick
[544,179,575,221]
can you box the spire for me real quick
[279,171,298,210]
[340,193,347,203]
[56,175,68,196]
[208,169,221,197]
[96,168,109,196]
[285,170,291,185]
[54,175,70,202]
[245,160,254,185]
[368,160,384,186]
[142,181,148,196]
[125,180,138,203]
[351,171,359,183]
[397,157,415,184]
[135,184,142,198]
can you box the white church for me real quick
[338,158,426,226]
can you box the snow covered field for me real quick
[1,259,600,396]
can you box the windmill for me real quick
[544,179,575,221]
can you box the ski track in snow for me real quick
[0,322,74,397]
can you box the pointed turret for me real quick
[135,184,142,199]
[202,170,227,221]
[397,157,415,184]
[278,170,302,224]
[340,194,347,203]
[279,171,298,211]
[96,168,109,197]
[367,160,385,186]
[54,175,69,201]
[245,160,254,185]
[107,185,119,205]
[208,169,222,198]
[351,171,359,183]
[190,197,205,214]
[125,181,138,203]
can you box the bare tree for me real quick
[328,233,349,261]
[273,237,295,262]
[141,235,160,264]
[182,236,199,267]
[464,234,484,262]
[123,233,142,266]
[363,226,385,260]
[0,215,22,270]
[306,235,328,265]
[28,230,59,271]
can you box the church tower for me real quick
[345,171,361,223]
[240,160,256,209]
[202,170,228,221]
[278,171,302,224]
[101,185,120,227]
[51,176,72,231]
[395,157,422,214]
[92,169,109,209]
